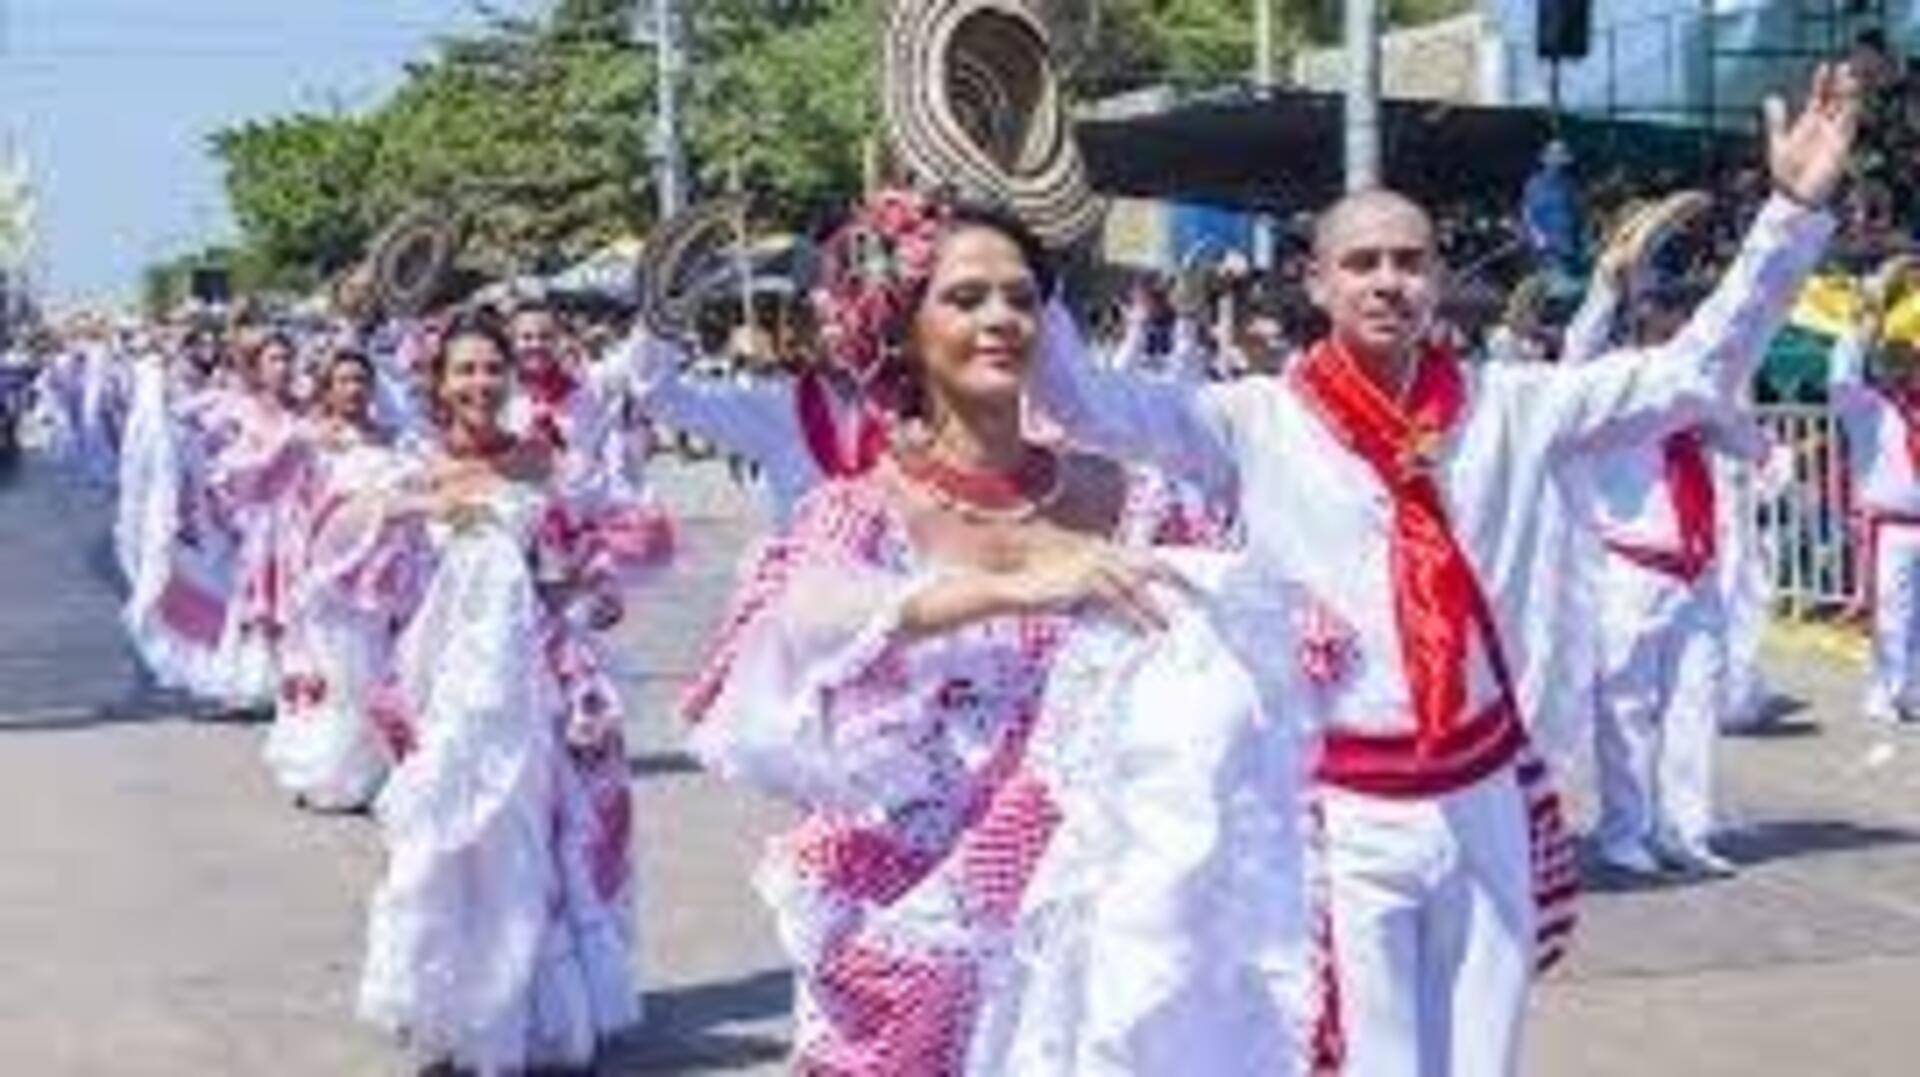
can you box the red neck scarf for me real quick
[519,362,578,453]
[796,370,887,479]
[1658,429,1718,580]
[1291,337,1510,748]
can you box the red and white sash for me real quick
[1291,338,1524,791]
[1603,428,1718,583]
[795,369,888,479]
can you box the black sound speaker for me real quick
[189,266,230,305]
[1538,0,1592,61]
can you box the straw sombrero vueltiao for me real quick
[882,0,1104,250]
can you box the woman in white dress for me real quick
[118,336,242,699]
[204,331,306,707]
[262,346,408,811]
[308,316,641,1073]
[684,190,1319,1075]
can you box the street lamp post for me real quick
[647,0,687,219]
[1252,0,1277,271]
[1254,0,1275,88]
[1344,0,1382,191]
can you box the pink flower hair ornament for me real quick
[810,187,955,387]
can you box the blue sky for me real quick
[1,0,534,305]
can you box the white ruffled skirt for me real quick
[356,530,637,1074]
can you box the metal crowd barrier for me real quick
[1753,404,1856,618]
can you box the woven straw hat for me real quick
[637,196,748,341]
[882,0,1103,249]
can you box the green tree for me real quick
[362,14,648,276]
[211,113,382,287]
[687,1,876,221]
[195,0,1475,293]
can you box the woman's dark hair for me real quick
[431,313,510,380]
[322,345,374,385]
[508,296,558,324]
[938,199,1058,301]
[239,329,296,373]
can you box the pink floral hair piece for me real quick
[811,187,954,384]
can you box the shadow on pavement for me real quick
[1719,818,1920,865]
[1581,819,1920,894]
[629,750,703,779]
[0,690,228,732]
[1723,693,1817,738]
[600,969,792,1073]
[1578,845,1710,895]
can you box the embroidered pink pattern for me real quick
[691,465,1225,1070]
[1295,597,1360,690]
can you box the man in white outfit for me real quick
[1028,67,1854,1076]
[1562,264,1769,878]
[1830,280,1920,723]
[618,332,886,529]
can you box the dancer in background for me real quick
[1559,217,1772,877]
[118,331,243,701]
[506,299,674,583]
[204,330,307,708]
[1831,257,1920,723]
[618,315,888,530]
[309,316,639,1073]
[262,346,409,812]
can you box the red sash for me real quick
[796,370,887,479]
[1605,429,1718,583]
[520,363,579,452]
[1291,338,1514,755]
[1878,385,1920,473]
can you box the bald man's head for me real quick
[1307,187,1442,364]
[1312,188,1435,259]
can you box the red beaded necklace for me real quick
[896,442,1062,521]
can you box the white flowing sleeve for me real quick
[684,480,959,811]
[209,420,314,510]
[1518,196,1833,455]
[1029,301,1240,498]
[1559,275,1622,367]
[979,552,1313,1077]
[615,329,795,465]
[298,461,431,623]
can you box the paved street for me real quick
[3,453,1920,1075]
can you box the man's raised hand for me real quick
[1765,62,1861,208]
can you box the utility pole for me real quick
[1253,0,1275,89]
[1251,0,1277,271]
[645,0,687,218]
[1343,0,1382,191]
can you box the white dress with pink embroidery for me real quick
[685,470,1320,1075]
[309,465,640,1072]
[203,393,310,706]
[263,429,412,810]
[119,362,243,699]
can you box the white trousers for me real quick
[1323,764,1534,1077]
[1867,523,1920,721]
[1593,557,1726,853]
[1718,467,1776,730]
